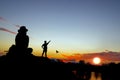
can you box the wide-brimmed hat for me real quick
[18,26,28,32]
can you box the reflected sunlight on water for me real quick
[90,72,102,80]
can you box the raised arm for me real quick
[47,40,51,44]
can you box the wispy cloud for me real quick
[0,16,21,28]
[0,17,7,22]
[61,53,83,62]
[0,27,17,34]
[61,51,120,63]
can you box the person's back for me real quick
[15,26,29,49]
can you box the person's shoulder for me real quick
[26,35,29,37]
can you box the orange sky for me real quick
[0,49,120,65]
[47,51,120,64]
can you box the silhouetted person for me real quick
[41,40,51,57]
[15,26,29,51]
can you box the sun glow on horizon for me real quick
[93,57,101,65]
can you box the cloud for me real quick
[0,17,7,21]
[0,27,17,34]
[61,53,83,62]
[61,51,120,63]
[0,16,20,28]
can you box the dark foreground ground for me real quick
[0,54,120,80]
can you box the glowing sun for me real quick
[93,57,101,64]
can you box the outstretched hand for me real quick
[47,40,51,44]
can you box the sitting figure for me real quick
[15,26,29,50]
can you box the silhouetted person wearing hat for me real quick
[41,40,51,57]
[15,26,29,52]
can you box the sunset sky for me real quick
[0,0,120,62]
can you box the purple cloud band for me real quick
[0,27,17,34]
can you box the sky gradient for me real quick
[0,0,120,61]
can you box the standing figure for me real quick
[41,40,51,57]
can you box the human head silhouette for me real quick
[18,26,28,33]
[44,40,47,43]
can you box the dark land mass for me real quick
[0,49,120,80]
